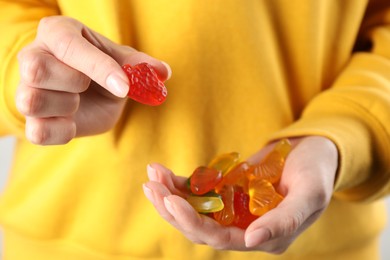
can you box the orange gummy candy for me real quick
[213,185,235,226]
[214,161,250,193]
[248,178,284,216]
[246,139,292,184]
[207,152,240,176]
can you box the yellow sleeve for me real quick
[0,0,59,136]
[270,0,390,202]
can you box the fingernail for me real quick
[106,73,129,97]
[164,196,175,215]
[147,164,159,181]
[143,184,155,203]
[161,61,172,80]
[245,228,270,248]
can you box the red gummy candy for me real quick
[232,190,258,229]
[122,63,167,106]
[190,166,223,195]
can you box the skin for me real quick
[143,136,338,253]
[16,16,171,145]
[17,16,339,254]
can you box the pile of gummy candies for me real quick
[186,139,292,229]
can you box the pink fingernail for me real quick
[245,228,270,248]
[161,61,172,80]
[164,197,175,215]
[147,164,158,181]
[143,184,155,203]
[106,73,129,97]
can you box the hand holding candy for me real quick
[186,139,291,229]
[143,136,338,253]
[16,16,171,145]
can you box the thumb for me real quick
[243,179,327,250]
[244,196,310,249]
[38,17,171,97]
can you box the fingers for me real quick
[143,181,247,249]
[144,164,249,250]
[143,181,178,225]
[147,163,188,196]
[36,16,129,97]
[25,117,76,145]
[163,195,247,250]
[143,182,207,245]
[16,48,81,144]
[21,16,172,98]
[18,47,91,93]
[16,86,79,118]
[35,16,172,98]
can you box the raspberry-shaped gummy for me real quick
[122,63,167,106]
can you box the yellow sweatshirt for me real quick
[1,0,390,259]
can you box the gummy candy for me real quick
[186,139,292,229]
[248,178,283,216]
[246,139,291,184]
[207,152,240,175]
[214,161,250,193]
[232,190,258,229]
[187,193,224,213]
[189,166,223,195]
[122,63,167,106]
[213,185,235,226]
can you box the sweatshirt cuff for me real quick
[267,101,389,202]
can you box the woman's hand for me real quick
[16,16,171,145]
[143,136,338,253]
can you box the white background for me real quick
[0,136,389,258]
